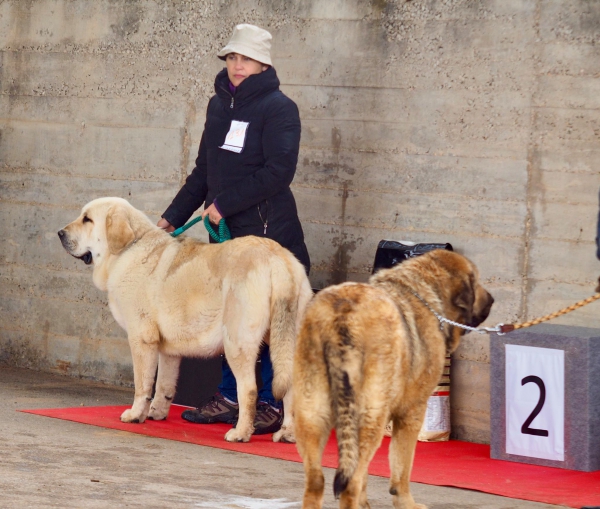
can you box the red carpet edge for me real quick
[19,405,600,508]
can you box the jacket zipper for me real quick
[258,201,268,235]
[217,84,235,110]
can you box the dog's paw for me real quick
[224,427,252,443]
[273,426,295,443]
[148,405,168,421]
[120,408,145,423]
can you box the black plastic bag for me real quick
[372,240,453,274]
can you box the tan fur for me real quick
[293,250,494,508]
[58,197,313,443]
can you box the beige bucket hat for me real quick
[217,24,273,66]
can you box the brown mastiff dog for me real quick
[58,197,313,443]
[293,249,494,508]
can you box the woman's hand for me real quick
[157,218,175,233]
[201,203,223,225]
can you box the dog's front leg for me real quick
[148,352,181,420]
[388,409,428,509]
[121,333,159,424]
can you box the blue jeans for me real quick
[218,345,282,410]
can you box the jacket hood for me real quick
[214,67,280,108]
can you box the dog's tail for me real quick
[269,255,312,400]
[323,296,362,499]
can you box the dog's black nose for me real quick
[58,230,65,239]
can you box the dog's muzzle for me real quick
[469,291,494,328]
[58,230,93,265]
[79,252,93,264]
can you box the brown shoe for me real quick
[181,393,239,424]
[253,402,283,435]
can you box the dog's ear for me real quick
[452,274,474,325]
[106,205,135,255]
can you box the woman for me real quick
[158,24,310,435]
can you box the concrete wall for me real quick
[1,0,599,443]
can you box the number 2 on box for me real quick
[520,375,549,437]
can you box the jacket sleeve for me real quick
[214,96,301,217]
[161,131,209,228]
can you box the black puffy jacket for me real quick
[162,67,310,272]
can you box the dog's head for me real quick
[58,197,144,266]
[377,249,494,353]
[423,249,494,331]
[423,250,494,328]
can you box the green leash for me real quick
[170,216,231,243]
[203,216,231,242]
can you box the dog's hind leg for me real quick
[121,329,160,424]
[148,352,181,420]
[223,345,258,443]
[388,406,428,509]
[294,362,332,508]
[295,410,330,509]
[273,386,294,443]
[339,407,388,509]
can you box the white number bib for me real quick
[220,120,249,153]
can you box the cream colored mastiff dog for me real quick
[58,197,312,443]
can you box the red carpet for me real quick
[20,405,600,508]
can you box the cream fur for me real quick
[59,197,313,443]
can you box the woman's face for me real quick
[226,53,268,87]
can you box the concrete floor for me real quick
[0,365,569,509]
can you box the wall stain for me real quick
[300,158,357,187]
[330,183,351,285]
[331,126,342,155]
[371,0,388,16]
[55,360,71,374]
[0,339,49,371]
